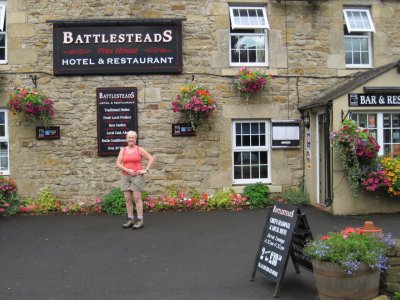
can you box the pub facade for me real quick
[1,0,400,214]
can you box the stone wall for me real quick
[1,0,400,201]
[381,239,400,297]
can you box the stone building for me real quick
[0,0,399,214]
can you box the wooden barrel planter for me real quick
[312,260,380,300]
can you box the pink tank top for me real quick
[122,146,142,175]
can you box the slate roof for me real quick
[298,60,400,110]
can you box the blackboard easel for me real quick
[250,202,313,298]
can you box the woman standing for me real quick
[116,131,154,229]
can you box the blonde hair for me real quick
[126,131,137,139]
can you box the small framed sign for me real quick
[36,126,60,140]
[172,123,195,136]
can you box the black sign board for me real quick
[97,87,138,156]
[290,214,313,272]
[51,19,183,75]
[349,93,400,107]
[36,126,60,140]
[172,123,196,136]
[251,202,313,297]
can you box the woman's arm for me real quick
[139,147,154,173]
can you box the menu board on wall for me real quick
[97,87,138,156]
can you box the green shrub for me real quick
[0,194,20,216]
[278,188,310,206]
[0,176,19,216]
[208,188,235,208]
[141,190,149,201]
[243,182,270,208]
[394,292,400,300]
[35,188,59,213]
[166,184,179,198]
[102,188,126,215]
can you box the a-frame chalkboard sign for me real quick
[250,202,313,298]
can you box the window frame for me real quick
[231,120,272,185]
[0,1,7,64]
[343,8,375,33]
[344,33,372,68]
[229,5,269,67]
[0,109,10,175]
[350,111,400,157]
[229,6,269,30]
[343,7,374,69]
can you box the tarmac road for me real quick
[0,206,399,300]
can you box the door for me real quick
[317,113,332,205]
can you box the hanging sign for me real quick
[50,19,183,75]
[97,87,138,156]
[250,202,313,297]
[172,123,196,136]
[36,126,60,140]
[349,93,400,107]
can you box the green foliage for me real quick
[243,182,270,208]
[102,188,126,215]
[166,184,179,198]
[190,187,201,200]
[35,188,59,213]
[141,190,149,201]
[0,195,20,216]
[278,188,310,206]
[208,188,235,208]
[0,176,19,216]
[394,292,400,300]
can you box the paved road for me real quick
[1,206,399,300]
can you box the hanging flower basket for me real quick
[235,67,273,102]
[171,81,217,130]
[7,87,55,125]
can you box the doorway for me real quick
[317,112,332,205]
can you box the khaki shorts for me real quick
[121,174,145,192]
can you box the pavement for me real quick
[0,206,399,300]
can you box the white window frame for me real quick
[0,109,10,175]
[0,1,7,64]
[232,120,271,184]
[343,8,374,68]
[229,5,269,67]
[350,112,400,157]
[344,34,372,68]
[343,8,375,33]
[229,6,269,30]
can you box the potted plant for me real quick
[235,67,273,102]
[8,87,55,125]
[304,227,394,300]
[171,81,217,130]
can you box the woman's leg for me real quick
[133,191,143,219]
[124,191,134,219]
[133,191,144,229]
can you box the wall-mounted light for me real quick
[303,114,310,129]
